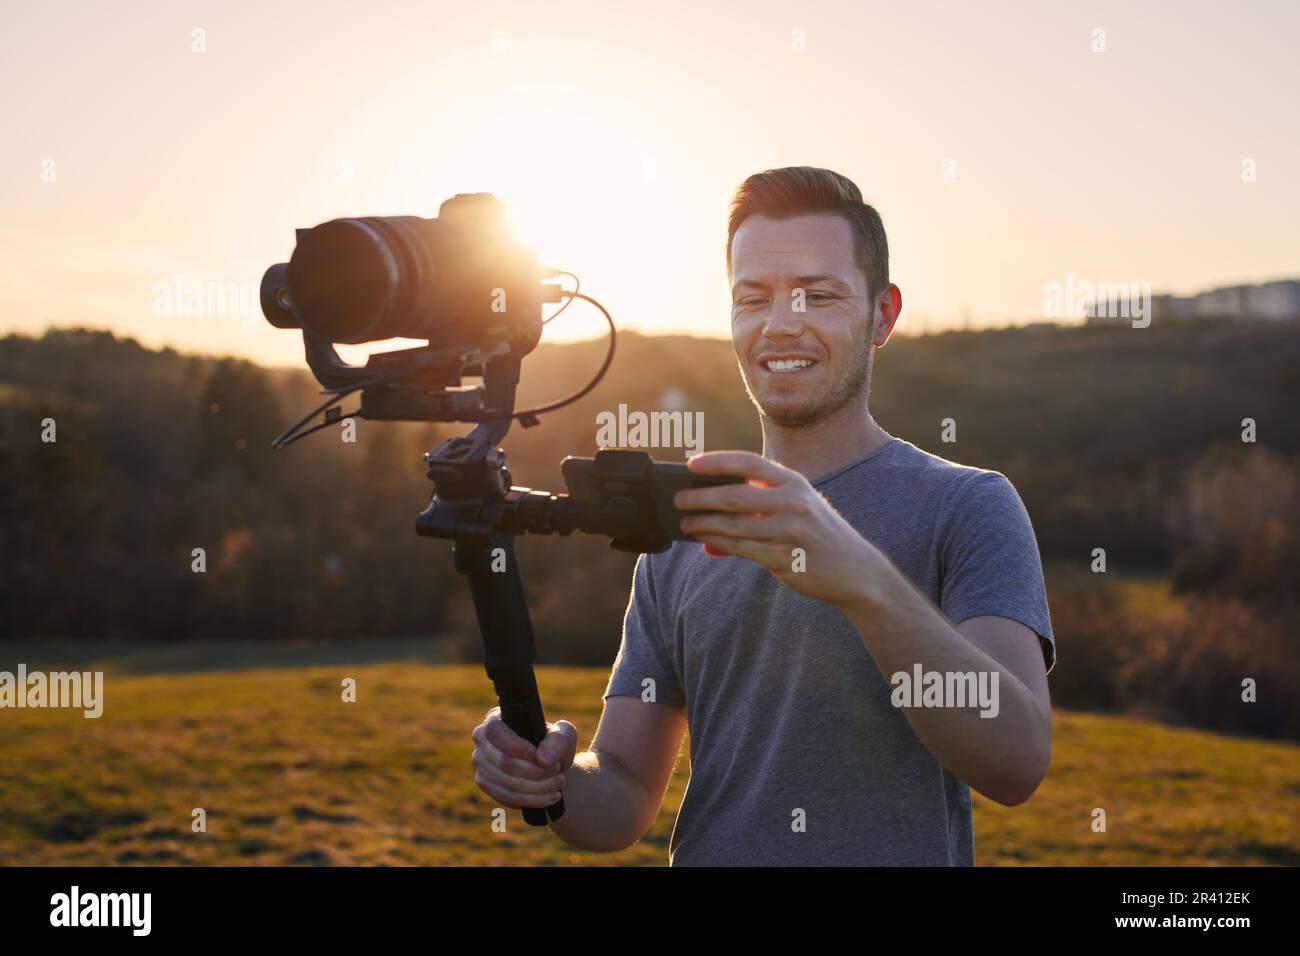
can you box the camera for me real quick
[261,192,556,350]
[261,192,571,433]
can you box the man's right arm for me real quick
[471,552,687,851]
[549,696,686,852]
[470,696,686,852]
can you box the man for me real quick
[470,166,1055,865]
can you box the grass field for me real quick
[2,647,1298,866]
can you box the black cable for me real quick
[271,385,365,448]
[513,290,615,420]
[542,270,580,325]
[275,407,364,446]
[274,362,432,447]
[272,288,616,444]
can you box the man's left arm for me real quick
[839,566,1053,806]
[675,452,1053,807]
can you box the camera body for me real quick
[261,193,547,354]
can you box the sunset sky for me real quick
[2,0,1297,366]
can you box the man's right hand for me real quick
[471,706,577,809]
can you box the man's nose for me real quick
[761,290,805,339]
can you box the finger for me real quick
[482,713,539,761]
[696,533,789,571]
[680,511,789,541]
[475,771,564,809]
[535,721,577,770]
[674,479,782,513]
[474,732,555,781]
[686,450,794,485]
[475,756,566,796]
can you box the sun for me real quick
[310,44,731,342]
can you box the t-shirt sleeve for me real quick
[603,552,687,711]
[938,471,1056,674]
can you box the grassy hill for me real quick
[2,654,1296,866]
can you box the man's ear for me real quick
[873,284,903,348]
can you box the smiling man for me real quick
[470,166,1056,865]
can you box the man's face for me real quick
[730,213,881,428]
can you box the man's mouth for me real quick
[760,357,819,374]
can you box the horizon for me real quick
[14,296,1290,374]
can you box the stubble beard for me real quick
[749,331,875,429]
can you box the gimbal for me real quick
[409,345,692,827]
[262,196,730,828]
[268,320,694,828]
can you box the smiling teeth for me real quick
[766,359,814,372]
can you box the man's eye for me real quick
[737,298,768,307]
[808,293,835,303]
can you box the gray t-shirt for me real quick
[603,436,1055,866]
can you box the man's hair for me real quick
[726,166,889,302]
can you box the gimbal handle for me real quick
[454,535,564,827]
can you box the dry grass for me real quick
[2,658,1297,865]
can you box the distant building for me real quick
[1245,280,1300,319]
[1151,294,1197,322]
[1088,279,1300,324]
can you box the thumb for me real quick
[535,720,577,771]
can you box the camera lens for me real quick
[265,196,545,350]
[259,263,298,329]
[286,217,428,344]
